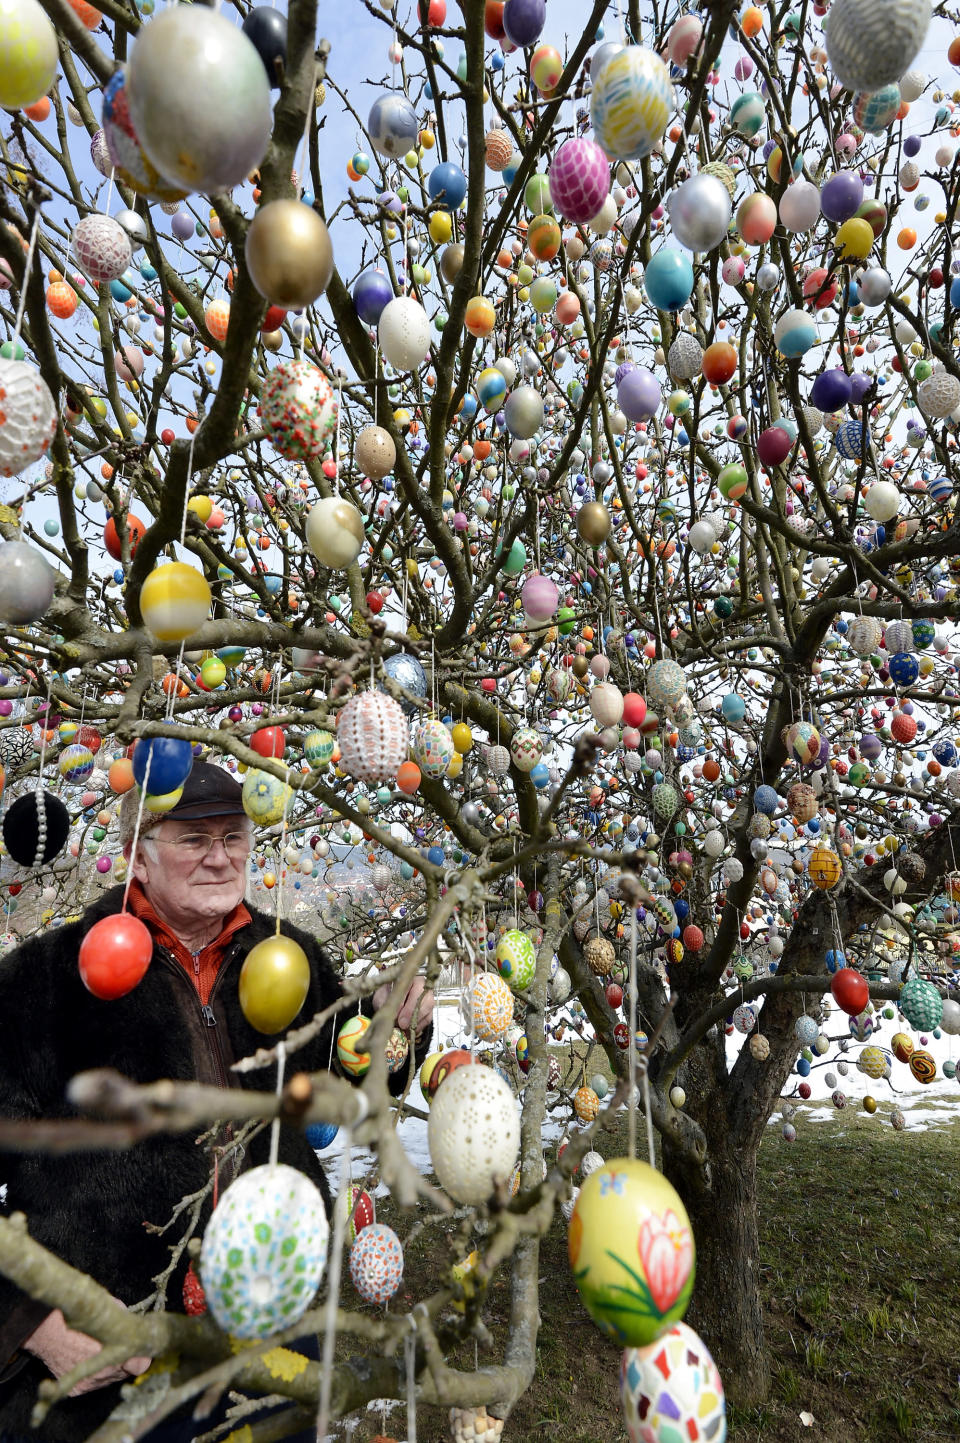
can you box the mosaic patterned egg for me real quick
[584,935,615,977]
[795,1015,818,1046]
[303,728,335,768]
[548,136,610,223]
[259,359,337,460]
[349,1222,403,1304]
[621,1321,727,1443]
[569,1159,694,1346]
[58,743,95,784]
[591,46,673,161]
[428,1063,520,1205]
[337,690,409,785]
[646,659,687,712]
[413,718,455,778]
[72,213,132,285]
[495,929,537,990]
[899,976,943,1031]
[241,767,293,825]
[853,83,901,133]
[0,360,57,480]
[467,972,514,1040]
[510,726,543,772]
[653,782,679,819]
[200,1164,328,1340]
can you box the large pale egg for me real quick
[427,1064,520,1204]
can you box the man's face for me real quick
[129,816,251,933]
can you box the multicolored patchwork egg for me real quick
[413,718,455,778]
[349,1223,403,1304]
[570,1159,695,1346]
[621,1321,727,1443]
[200,1163,329,1340]
[495,929,536,990]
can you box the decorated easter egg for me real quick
[241,768,294,825]
[0,361,58,480]
[898,975,943,1031]
[78,912,153,999]
[337,1013,373,1076]
[72,214,133,284]
[510,726,543,772]
[495,929,536,990]
[349,1223,403,1304]
[259,360,337,460]
[131,735,194,795]
[337,691,409,785]
[3,791,70,868]
[428,1063,520,1204]
[591,47,673,161]
[58,744,95,784]
[200,1164,328,1339]
[378,295,431,370]
[548,137,610,223]
[140,563,211,642]
[101,69,186,202]
[569,1159,694,1345]
[621,1322,727,1443]
[825,0,931,94]
[467,972,514,1040]
[413,718,455,778]
[367,92,419,158]
[304,729,336,768]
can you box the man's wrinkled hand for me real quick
[24,1303,151,1397]
[373,974,435,1035]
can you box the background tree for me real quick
[0,0,959,1433]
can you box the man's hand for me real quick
[24,1305,151,1397]
[373,974,434,1035]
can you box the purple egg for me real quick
[819,171,864,223]
[171,211,195,241]
[903,134,921,157]
[617,367,661,421]
[502,0,546,48]
[811,367,853,412]
[848,372,872,403]
[549,137,610,223]
[756,425,793,468]
[353,268,394,326]
[615,361,636,385]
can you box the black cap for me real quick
[165,760,245,821]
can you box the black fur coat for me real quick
[0,884,430,1441]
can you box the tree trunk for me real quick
[662,1137,769,1407]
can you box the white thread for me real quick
[269,1040,286,1170]
[317,1126,353,1441]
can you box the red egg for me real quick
[104,513,147,561]
[830,967,869,1017]
[79,914,153,1000]
[250,725,286,759]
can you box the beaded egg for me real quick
[569,1159,695,1345]
[0,361,58,480]
[200,1164,328,1340]
[825,0,930,94]
[72,214,132,285]
[349,1223,404,1304]
[337,691,409,785]
[466,972,514,1041]
[621,1321,727,1443]
[428,1063,520,1205]
[898,976,943,1031]
[259,360,337,461]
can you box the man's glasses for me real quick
[151,832,251,861]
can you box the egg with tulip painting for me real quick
[569,1159,695,1345]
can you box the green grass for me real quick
[343,1111,960,1442]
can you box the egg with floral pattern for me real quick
[569,1158,695,1346]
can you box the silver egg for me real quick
[381,652,428,714]
[756,262,781,291]
[665,173,731,252]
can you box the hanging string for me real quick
[332,375,343,494]
[641,1065,656,1169]
[276,768,292,935]
[121,745,153,912]
[269,1040,286,1169]
[627,904,638,1160]
[104,167,116,218]
[317,1126,354,1442]
[178,430,198,548]
[13,212,42,346]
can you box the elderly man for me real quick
[0,760,433,1443]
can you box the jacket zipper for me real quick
[156,947,229,1090]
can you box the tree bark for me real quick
[662,1136,769,1407]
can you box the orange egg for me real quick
[24,97,51,121]
[397,761,421,794]
[741,6,763,37]
[897,227,917,249]
[47,281,78,319]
